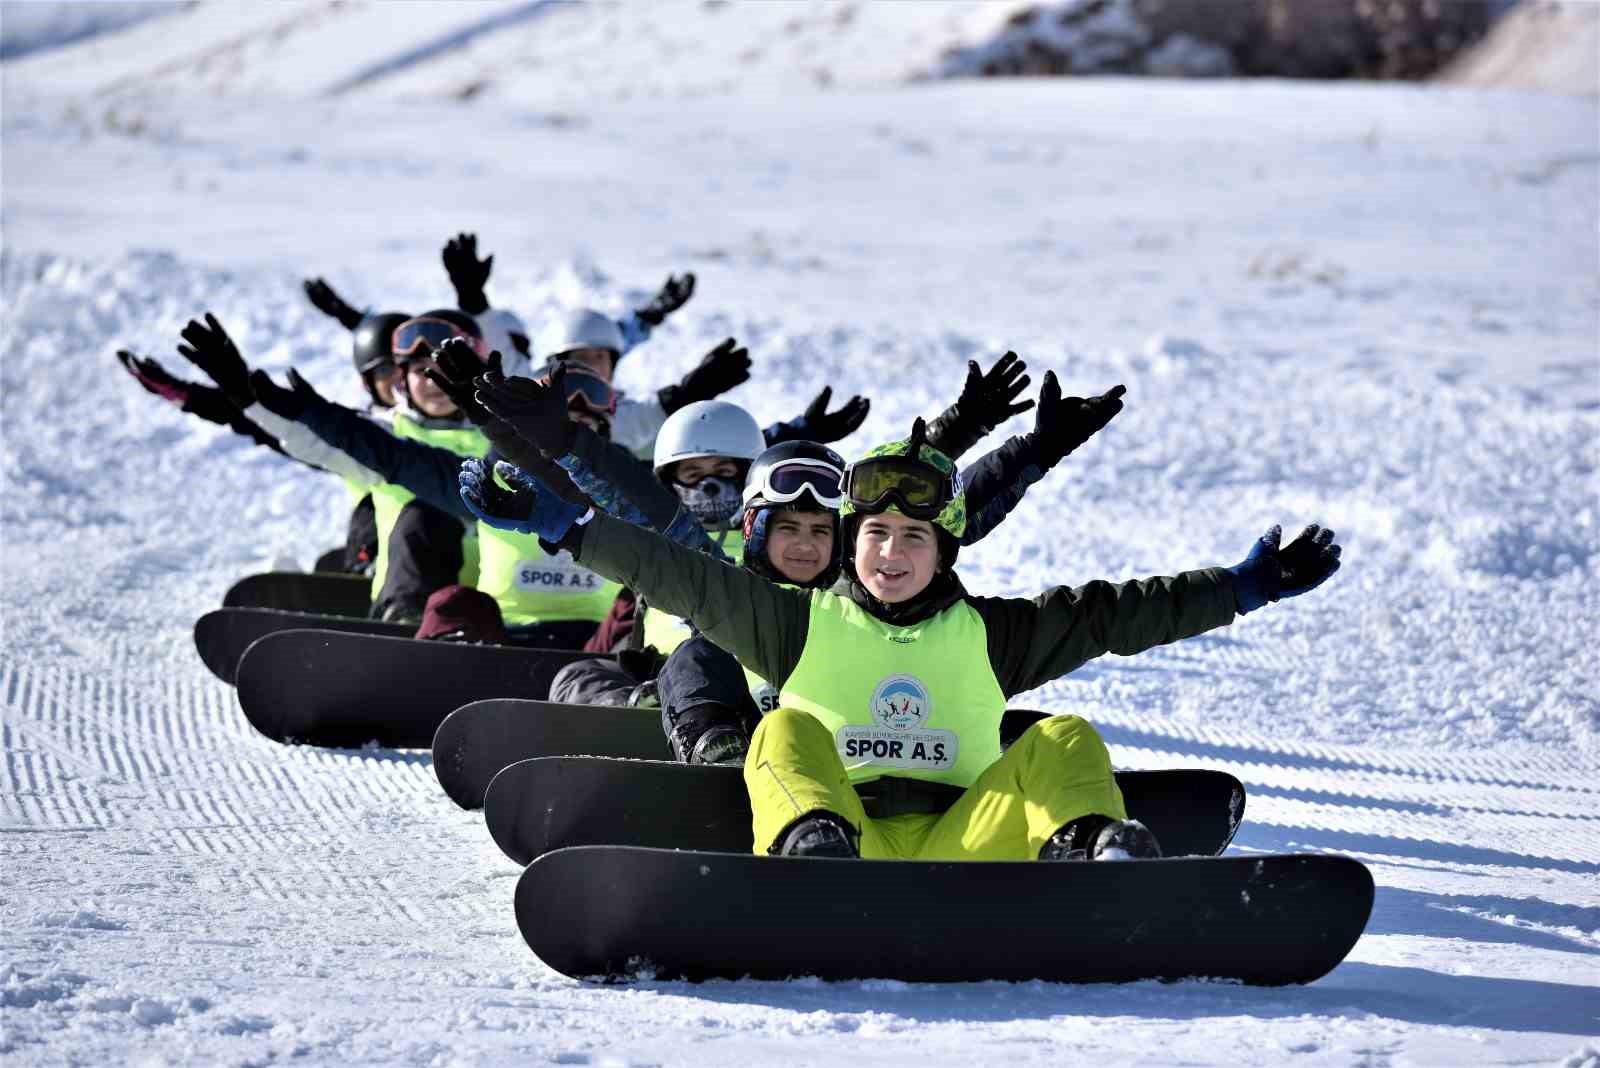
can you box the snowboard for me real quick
[433,701,1065,812]
[484,757,1245,866]
[433,699,669,809]
[233,629,601,748]
[195,608,414,684]
[223,571,372,618]
[516,846,1374,985]
[313,547,350,574]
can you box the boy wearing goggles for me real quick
[463,387,1344,864]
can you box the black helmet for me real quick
[740,441,846,589]
[352,311,410,374]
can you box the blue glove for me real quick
[458,458,586,542]
[1225,523,1342,615]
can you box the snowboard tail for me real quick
[223,571,372,617]
[195,608,413,684]
[234,630,602,748]
[485,756,1245,865]
[516,846,1373,985]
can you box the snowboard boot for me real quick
[1039,816,1162,862]
[776,813,860,858]
[661,703,748,766]
[626,679,660,710]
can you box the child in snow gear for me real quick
[462,400,1345,863]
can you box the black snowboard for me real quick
[313,547,350,573]
[234,629,601,748]
[516,846,1373,985]
[195,608,414,684]
[485,757,1245,866]
[433,699,668,809]
[223,571,372,617]
[433,701,1071,812]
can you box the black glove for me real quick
[117,350,197,410]
[177,313,255,408]
[634,272,695,327]
[792,386,871,445]
[302,277,364,330]
[1025,373,1125,467]
[423,336,501,425]
[249,368,325,420]
[1226,524,1343,614]
[656,338,751,414]
[960,352,1034,432]
[474,367,577,458]
[442,232,493,316]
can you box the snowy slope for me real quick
[3,10,1599,1068]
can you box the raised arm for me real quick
[459,467,811,686]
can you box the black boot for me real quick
[1039,815,1162,861]
[777,813,859,858]
[661,702,748,765]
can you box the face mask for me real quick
[675,475,742,528]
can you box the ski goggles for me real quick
[744,458,845,510]
[543,363,617,416]
[392,317,486,361]
[842,456,955,522]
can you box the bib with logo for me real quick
[476,524,621,626]
[368,416,488,599]
[777,591,1005,788]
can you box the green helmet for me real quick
[840,418,967,540]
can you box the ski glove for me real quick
[1225,524,1343,615]
[423,336,502,425]
[766,386,871,447]
[1025,373,1126,468]
[656,337,751,415]
[302,277,364,330]
[249,368,326,420]
[442,232,493,316]
[633,272,695,328]
[474,366,577,458]
[177,313,256,409]
[117,349,194,409]
[459,457,586,542]
[959,352,1035,432]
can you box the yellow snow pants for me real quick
[745,707,1127,860]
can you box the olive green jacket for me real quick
[569,511,1238,697]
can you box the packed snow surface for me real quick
[3,7,1598,1066]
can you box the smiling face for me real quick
[765,508,836,585]
[853,510,940,603]
[400,355,460,418]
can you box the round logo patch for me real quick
[870,675,931,732]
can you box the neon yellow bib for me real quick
[368,416,487,599]
[475,524,621,626]
[777,591,1005,788]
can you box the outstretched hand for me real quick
[177,313,255,408]
[249,368,326,420]
[117,350,193,408]
[423,336,502,424]
[458,457,585,542]
[657,337,751,414]
[302,277,364,330]
[474,365,576,458]
[1028,373,1125,467]
[1226,524,1343,615]
[442,232,493,315]
[958,351,1034,432]
[797,385,871,444]
[634,272,695,327]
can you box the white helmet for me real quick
[477,308,532,377]
[536,308,624,362]
[653,400,766,478]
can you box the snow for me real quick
[3,5,1598,1066]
